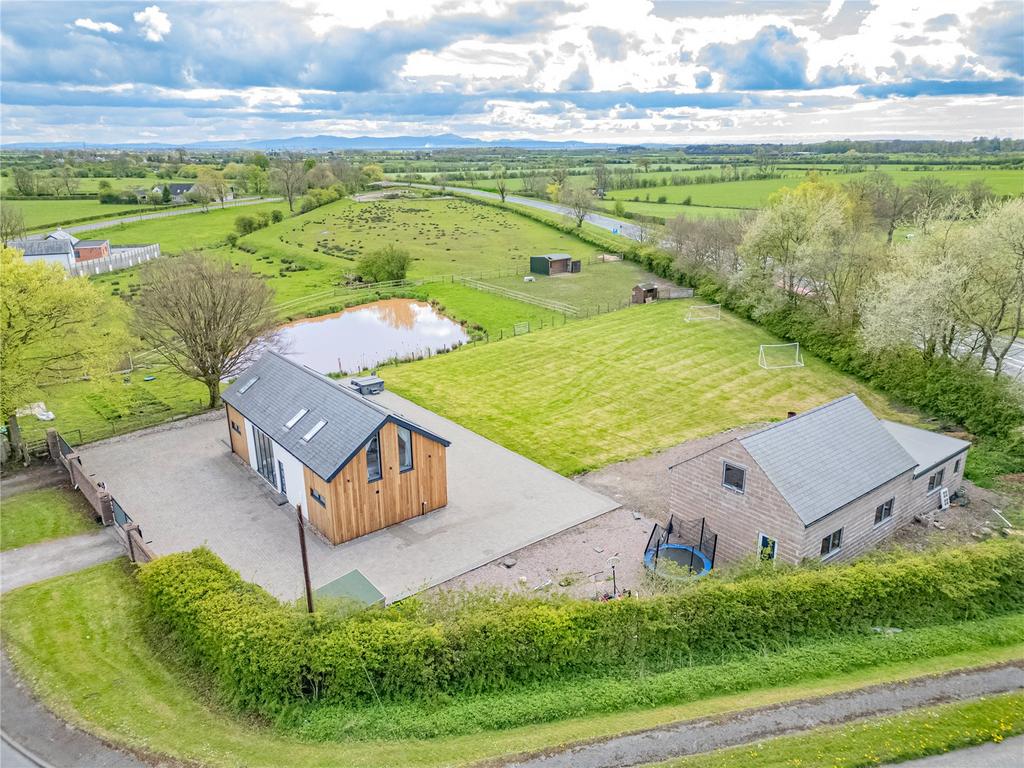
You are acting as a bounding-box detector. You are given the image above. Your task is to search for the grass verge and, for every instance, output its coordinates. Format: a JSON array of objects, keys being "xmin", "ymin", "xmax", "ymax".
[
  {"xmin": 2, "ymin": 560, "xmax": 1022, "ymax": 768},
  {"xmin": 0, "ymin": 487, "xmax": 97, "ymax": 550},
  {"xmin": 651, "ymin": 692, "xmax": 1024, "ymax": 768}
]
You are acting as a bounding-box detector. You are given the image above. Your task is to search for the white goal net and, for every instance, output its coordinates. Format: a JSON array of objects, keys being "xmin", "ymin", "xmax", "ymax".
[
  {"xmin": 759, "ymin": 343, "xmax": 804, "ymax": 369},
  {"xmin": 685, "ymin": 303, "xmax": 721, "ymax": 321}
]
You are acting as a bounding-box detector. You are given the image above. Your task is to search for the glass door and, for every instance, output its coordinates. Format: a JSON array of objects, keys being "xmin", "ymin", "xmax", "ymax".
[{"xmin": 252, "ymin": 426, "xmax": 277, "ymax": 488}]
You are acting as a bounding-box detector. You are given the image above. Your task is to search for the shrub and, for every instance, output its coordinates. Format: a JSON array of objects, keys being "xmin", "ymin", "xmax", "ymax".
[
  {"xmin": 356, "ymin": 244, "xmax": 411, "ymax": 283},
  {"xmin": 140, "ymin": 541, "xmax": 1024, "ymax": 715},
  {"xmin": 270, "ymin": 209, "xmax": 284, "ymax": 223}
]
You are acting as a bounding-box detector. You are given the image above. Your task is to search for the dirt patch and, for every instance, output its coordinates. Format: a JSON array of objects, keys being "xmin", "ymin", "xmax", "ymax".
[{"xmin": 886, "ymin": 479, "xmax": 1018, "ymax": 551}]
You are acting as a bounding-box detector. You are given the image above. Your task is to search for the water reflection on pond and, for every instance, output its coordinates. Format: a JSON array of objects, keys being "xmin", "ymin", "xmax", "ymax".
[{"xmin": 278, "ymin": 298, "xmax": 468, "ymax": 374}]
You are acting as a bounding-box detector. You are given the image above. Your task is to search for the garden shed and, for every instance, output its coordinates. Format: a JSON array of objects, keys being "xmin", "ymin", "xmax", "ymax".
[
  {"xmin": 530, "ymin": 253, "xmax": 579, "ymax": 275},
  {"xmin": 632, "ymin": 282, "xmax": 660, "ymax": 304}
]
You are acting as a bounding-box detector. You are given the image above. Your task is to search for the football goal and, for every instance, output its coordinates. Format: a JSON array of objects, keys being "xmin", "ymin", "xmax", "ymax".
[
  {"xmin": 759, "ymin": 343, "xmax": 805, "ymax": 369},
  {"xmin": 685, "ymin": 303, "xmax": 721, "ymax": 322}
]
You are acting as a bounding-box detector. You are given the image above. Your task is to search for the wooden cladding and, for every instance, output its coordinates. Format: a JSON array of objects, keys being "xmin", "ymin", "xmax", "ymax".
[
  {"xmin": 303, "ymin": 421, "xmax": 447, "ymax": 544},
  {"xmin": 225, "ymin": 404, "xmax": 249, "ymax": 461}
]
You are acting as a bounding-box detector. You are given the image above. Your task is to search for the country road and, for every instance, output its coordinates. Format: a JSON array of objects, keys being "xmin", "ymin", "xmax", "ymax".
[{"xmin": 27, "ymin": 196, "xmax": 285, "ymax": 238}]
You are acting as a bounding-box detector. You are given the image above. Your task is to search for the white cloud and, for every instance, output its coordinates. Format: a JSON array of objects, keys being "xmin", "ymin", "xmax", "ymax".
[
  {"xmin": 74, "ymin": 18, "xmax": 123, "ymax": 34},
  {"xmin": 134, "ymin": 5, "xmax": 171, "ymax": 42}
]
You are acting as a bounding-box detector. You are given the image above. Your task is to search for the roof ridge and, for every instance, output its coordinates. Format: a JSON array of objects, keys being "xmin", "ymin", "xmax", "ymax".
[
  {"xmin": 739, "ymin": 393, "xmax": 858, "ymax": 443},
  {"xmin": 265, "ymin": 350, "xmax": 395, "ymax": 418}
]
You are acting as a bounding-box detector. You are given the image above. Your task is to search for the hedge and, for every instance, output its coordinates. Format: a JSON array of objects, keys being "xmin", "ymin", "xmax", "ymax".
[{"xmin": 139, "ymin": 541, "xmax": 1024, "ymax": 715}]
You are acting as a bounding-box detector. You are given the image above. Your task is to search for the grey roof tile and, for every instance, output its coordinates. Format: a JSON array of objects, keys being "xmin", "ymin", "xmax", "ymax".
[
  {"xmin": 222, "ymin": 351, "xmax": 449, "ymax": 481},
  {"xmin": 739, "ymin": 395, "xmax": 918, "ymax": 526}
]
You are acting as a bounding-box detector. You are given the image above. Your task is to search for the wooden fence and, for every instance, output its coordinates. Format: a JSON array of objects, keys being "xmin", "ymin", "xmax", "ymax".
[{"xmin": 46, "ymin": 428, "xmax": 156, "ymax": 563}]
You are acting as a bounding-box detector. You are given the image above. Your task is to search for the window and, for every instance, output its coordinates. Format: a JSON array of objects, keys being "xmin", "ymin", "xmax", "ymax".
[
  {"xmin": 301, "ymin": 419, "xmax": 327, "ymax": 443},
  {"xmin": 820, "ymin": 528, "xmax": 843, "ymax": 558},
  {"xmin": 874, "ymin": 497, "xmax": 894, "ymax": 526},
  {"xmin": 927, "ymin": 468, "xmax": 945, "ymax": 493},
  {"xmin": 366, "ymin": 433, "xmax": 382, "ymax": 482},
  {"xmin": 954, "ymin": 458, "xmax": 961, "ymax": 473},
  {"xmin": 758, "ymin": 533, "xmax": 777, "ymax": 561},
  {"xmin": 284, "ymin": 408, "xmax": 309, "ymax": 430},
  {"xmin": 238, "ymin": 376, "xmax": 259, "ymax": 394},
  {"xmin": 397, "ymin": 426, "xmax": 413, "ymax": 472},
  {"xmin": 722, "ymin": 462, "xmax": 746, "ymax": 493},
  {"xmin": 230, "ymin": 420, "xmax": 241, "ymax": 435},
  {"xmin": 251, "ymin": 426, "xmax": 277, "ymax": 488},
  {"xmin": 310, "ymin": 488, "xmax": 326, "ymax": 507}
]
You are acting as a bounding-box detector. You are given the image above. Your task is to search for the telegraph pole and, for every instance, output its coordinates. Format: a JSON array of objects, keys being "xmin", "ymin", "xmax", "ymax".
[{"xmin": 296, "ymin": 504, "xmax": 314, "ymax": 613}]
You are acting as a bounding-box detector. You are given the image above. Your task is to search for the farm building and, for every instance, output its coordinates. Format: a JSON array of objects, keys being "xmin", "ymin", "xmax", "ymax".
[
  {"xmin": 669, "ymin": 394, "xmax": 969, "ymax": 566},
  {"xmin": 13, "ymin": 238, "xmax": 76, "ymax": 270},
  {"xmin": 72, "ymin": 239, "xmax": 111, "ymax": 261},
  {"xmin": 222, "ymin": 351, "xmax": 450, "ymax": 545},
  {"xmin": 530, "ymin": 253, "xmax": 580, "ymax": 275},
  {"xmin": 632, "ymin": 282, "xmax": 659, "ymax": 304}
]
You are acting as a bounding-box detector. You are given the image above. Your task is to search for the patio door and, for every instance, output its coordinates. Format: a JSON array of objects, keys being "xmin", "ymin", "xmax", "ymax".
[{"xmin": 252, "ymin": 426, "xmax": 277, "ymax": 488}]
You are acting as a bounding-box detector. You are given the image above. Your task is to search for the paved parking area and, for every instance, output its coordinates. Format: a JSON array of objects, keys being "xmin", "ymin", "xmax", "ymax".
[{"xmin": 78, "ymin": 395, "xmax": 618, "ymax": 602}]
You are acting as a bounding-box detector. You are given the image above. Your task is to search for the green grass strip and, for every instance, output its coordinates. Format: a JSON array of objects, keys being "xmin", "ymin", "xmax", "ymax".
[
  {"xmin": 650, "ymin": 691, "xmax": 1024, "ymax": 768},
  {"xmin": 1, "ymin": 487, "xmax": 97, "ymax": 550},
  {"xmin": 286, "ymin": 613, "xmax": 1024, "ymax": 741}
]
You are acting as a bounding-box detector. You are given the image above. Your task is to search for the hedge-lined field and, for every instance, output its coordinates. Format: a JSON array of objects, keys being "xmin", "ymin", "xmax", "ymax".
[{"xmin": 138, "ymin": 541, "xmax": 1024, "ymax": 715}]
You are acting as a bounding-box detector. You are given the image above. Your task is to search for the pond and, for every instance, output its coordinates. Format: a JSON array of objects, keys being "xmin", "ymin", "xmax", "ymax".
[{"xmin": 277, "ymin": 298, "xmax": 469, "ymax": 374}]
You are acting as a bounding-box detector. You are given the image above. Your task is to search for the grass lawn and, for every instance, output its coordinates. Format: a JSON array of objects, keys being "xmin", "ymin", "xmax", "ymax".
[
  {"xmin": 2, "ymin": 560, "xmax": 1022, "ymax": 768},
  {"xmin": 424, "ymin": 282, "xmax": 565, "ymax": 337},
  {"xmin": 653, "ymin": 692, "xmax": 1024, "ymax": 768},
  {"xmin": 5, "ymin": 198, "xmax": 155, "ymax": 229},
  {"xmin": 602, "ymin": 201, "xmax": 744, "ymax": 220},
  {"xmin": 484, "ymin": 260, "xmax": 658, "ymax": 311},
  {"xmin": 386, "ymin": 300, "xmax": 910, "ymax": 476},
  {"xmin": 0, "ymin": 488, "xmax": 97, "ymax": 550},
  {"xmin": 18, "ymin": 364, "xmax": 209, "ymax": 447},
  {"xmin": 82, "ymin": 200, "xmax": 287, "ymax": 253}
]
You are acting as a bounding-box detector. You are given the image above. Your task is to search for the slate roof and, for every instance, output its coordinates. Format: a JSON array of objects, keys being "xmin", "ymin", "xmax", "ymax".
[
  {"xmin": 75, "ymin": 239, "xmax": 109, "ymax": 247},
  {"xmin": 46, "ymin": 229, "xmax": 79, "ymax": 244},
  {"xmin": 738, "ymin": 395, "xmax": 918, "ymax": 526},
  {"xmin": 221, "ymin": 351, "xmax": 449, "ymax": 481},
  {"xmin": 11, "ymin": 239, "xmax": 75, "ymax": 257},
  {"xmin": 155, "ymin": 183, "xmax": 195, "ymax": 195},
  {"xmin": 880, "ymin": 421, "xmax": 970, "ymax": 478}
]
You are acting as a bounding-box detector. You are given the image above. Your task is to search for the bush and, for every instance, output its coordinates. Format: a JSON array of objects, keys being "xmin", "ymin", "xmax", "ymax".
[
  {"xmin": 140, "ymin": 541, "xmax": 1024, "ymax": 715},
  {"xmin": 270, "ymin": 209, "xmax": 284, "ymax": 223},
  {"xmin": 356, "ymin": 244, "xmax": 411, "ymax": 283}
]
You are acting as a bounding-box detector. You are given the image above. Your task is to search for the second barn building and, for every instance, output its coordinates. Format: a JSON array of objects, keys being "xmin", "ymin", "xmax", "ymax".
[{"xmin": 222, "ymin": 352, "xmax": 449, "ymax": 544}]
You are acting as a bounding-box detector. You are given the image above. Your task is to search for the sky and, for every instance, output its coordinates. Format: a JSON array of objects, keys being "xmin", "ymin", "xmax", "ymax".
[{"xmin": 1, "ymin": 0, "xmax": 1022, "ymax": 145}]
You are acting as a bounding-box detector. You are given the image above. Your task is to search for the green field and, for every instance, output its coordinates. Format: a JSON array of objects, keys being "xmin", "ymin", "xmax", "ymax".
[
  {"xmin": 0, "ymin": 174, "xmax": 197, "ymax": 195},
  {"xmin": 386, "ymin": 300, "xmax": 907, "ymax": 476},
  {"xmin": 0, "ymin": 487, "xmax": 97, "ymax": 550},
  {"xmin": 2, "ymin": 560, "xmax": 1021, "ymax": 768},
  {"xmin": 242, "ymin": 196, "xmax": 602, "ymax": 279},
  {"xmin": 483, "ymin": 260, "xmax": 658, "ymax": 311},
  {"xmin": 3, "ymin": 198, "xmax": 155, "ymax": 229}
]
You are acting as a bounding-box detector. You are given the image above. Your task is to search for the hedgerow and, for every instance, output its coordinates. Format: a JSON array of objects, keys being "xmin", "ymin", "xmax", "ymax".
[{"xmin": 139, "ymin": 541, "xmax": 1024, "ymax": 715}]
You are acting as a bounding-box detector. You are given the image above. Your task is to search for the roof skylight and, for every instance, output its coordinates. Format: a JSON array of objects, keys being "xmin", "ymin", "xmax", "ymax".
[
  {"xmin": 301, "ymin": 419, "xmax": 327, "ymax": 442},
  {"xmin": 237, "ymin": 376, "xmax": 259, "ymax": 394},
  {"xmin": 284, "ymin": 408, "xmax": 309, "ymax": 430}
]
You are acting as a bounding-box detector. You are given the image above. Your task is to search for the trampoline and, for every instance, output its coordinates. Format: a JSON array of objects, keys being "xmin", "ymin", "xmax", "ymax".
[{"xmin": 644, "ymin": 543, "xmax": 712, "ymax": 578}]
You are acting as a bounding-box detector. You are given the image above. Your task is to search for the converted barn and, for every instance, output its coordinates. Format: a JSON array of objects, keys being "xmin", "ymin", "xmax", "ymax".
[
  {"xmin": 530, "ymin": 253, "xmax": 580, "ymax": 275},
  {"xmin": 669, "ymin": 394, "xmax": 969, "ymax": 566},
  {"xmin": 222, "ymin": 351, "xmax": 450, "ymax": 545}
]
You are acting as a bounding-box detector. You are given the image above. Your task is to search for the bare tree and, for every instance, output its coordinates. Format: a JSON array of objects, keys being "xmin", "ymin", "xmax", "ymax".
[
  {"xmin": 133, "ymin": 253, "xmax": 279, "ymax": 408},
  {"xmin": 633, "ymin": 215, "xmax": 660, "ymax": 245},
  {"xmin": 58, "ymin": 165, "xmax": 80, "ymax": 196},
  {"xmin": 858, "ymin": 172, "xmax": 917, "ymax": 245},
  {"xmin": 271, "ymin": 154, "xmax": 308, "ymax": 211},
  {"xmin": 1, "ymin": 206, "xmax": 26, "ymax": 245},
  {"xmin": 491, "ymin": 163, "xmax": 508, "ymax": 203},
  {"xmin": 11, "ymin": 168, "xmax": 36, "ymax": 196},
  {"xmin": 560, "ymin": 185, "xmax": 593, "ymax": 228}
]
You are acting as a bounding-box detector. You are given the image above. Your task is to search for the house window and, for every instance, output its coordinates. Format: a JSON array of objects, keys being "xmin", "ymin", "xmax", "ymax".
[
  {"xmin": 927, "ymin": 468, "xmax": 945, "ymax": 493},
  {"xmin": 954, "ymin": 458, "xmax": 961, "ymax": 473},
  {"xmin": 366, "ymin": 433, "xmax": 382, "ymax": 482},
  {"xmin": 251, "ymin": 426, "xmax": 277, "ymax": 488},
  {"xmin": 310, "ymin": 488, "xmax": 326, "ymax": 507},
  {"xmin": 820, "ymin": 528, "xmax": 843, "ymax": 558},
  {"xmin": 230, "ymin": 420, "xmax": 241, "ymax": 435},
  {"xmin": 397, "ymin": 426, "xmax": 413, "ymax": 472},
  {"xmin": 758, "ymin": 533, "xmax": 777, "ymax": 561},
  {"xmin": 874, "ymin": 498, "xmax": 894, "ymax": 526},
  {"xmin": 722, "ymin": 462, "xmax": 746, "ymax": 493}
]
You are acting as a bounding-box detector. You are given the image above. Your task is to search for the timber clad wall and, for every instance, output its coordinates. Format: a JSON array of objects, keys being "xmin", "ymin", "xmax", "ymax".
[
  {"xmin": 670, "ymin": 441, "xmax": 803, "ymax": 565},
  {"xmin": 225, "ymin": 404, "xmax": 248, "ymax": 461},
  {"xmin": 305, "ymin": 422, "xmax": 448, "ymax": 545},
  {"xmin": 905, "ymin": 452, "xmax": 967, "ymax": 520}
]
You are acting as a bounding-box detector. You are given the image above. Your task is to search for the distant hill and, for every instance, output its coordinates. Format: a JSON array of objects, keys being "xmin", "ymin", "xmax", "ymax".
[{"xmin": 2, "ymin": 133, "xmax": 616, "ymax": 151}]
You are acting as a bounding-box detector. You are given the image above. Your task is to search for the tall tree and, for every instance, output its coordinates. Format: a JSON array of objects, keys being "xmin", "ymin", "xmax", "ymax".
[
  {"xmin": 560, "ymin": 185, "xmax": 593, "ymax": 228},
  {"xmin": 246, "ymin": 165, "xmax": 269, "ymax": 196},
  {"xmin": 0, "ymin": 205, "xmax": 26, "ymax": 245},
  {"xmin": 0, "ymin": 247, "xmax": 129, "ymax": 463},
  {"xmin": 490, "ymin": 163, "xmax": 508, "ymax": 203},
  {"xmin": 271, "ymin": 155, "xmax": 308, "ymax": 211},
  {"xmin": 196, "ymin": 167, "xmax": 229, "ymax": 208},
  {"xmin": 11, "ymin": 167, "xmax": 36, "ymax": 196},
  {"xmin": 133, "ymin": 253, "xmax": 279, "ymax": 408},
  {"xmin": 858, "ymin": 172, "xmax": 917, "ymax": 245}
]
